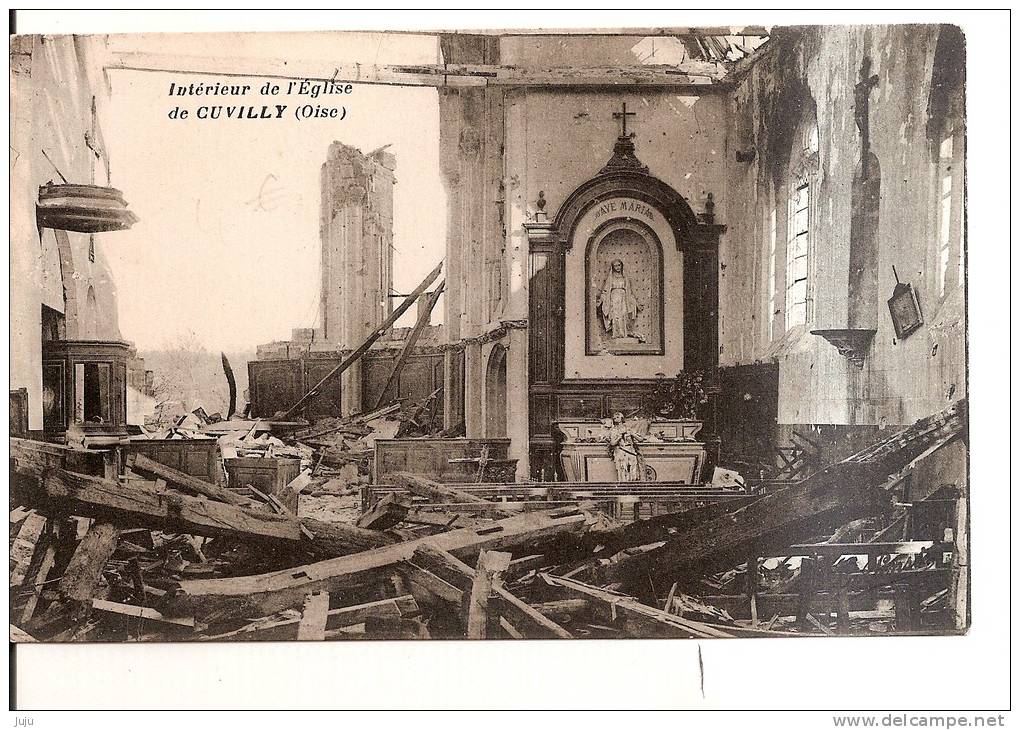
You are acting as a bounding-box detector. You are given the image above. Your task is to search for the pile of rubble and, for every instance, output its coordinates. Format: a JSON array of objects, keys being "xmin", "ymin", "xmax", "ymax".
[{"xmin": 9, "ymin": 400, "xmax": 966, "ymax": 642}]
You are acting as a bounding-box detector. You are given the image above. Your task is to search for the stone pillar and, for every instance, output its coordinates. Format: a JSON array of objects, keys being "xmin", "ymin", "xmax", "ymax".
[
  {"xmin": 504, "ymin": 90, "xmax": 530, "ymax": 478},
  {"xmin": 506, "ymin": 326, "xmax": 530, "ymax": 479}
]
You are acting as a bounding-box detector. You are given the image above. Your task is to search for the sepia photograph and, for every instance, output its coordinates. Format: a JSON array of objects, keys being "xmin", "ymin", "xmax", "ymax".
[{"xmin": 7, "ymin": 8, "xmax": 1007, "ymax": 714}]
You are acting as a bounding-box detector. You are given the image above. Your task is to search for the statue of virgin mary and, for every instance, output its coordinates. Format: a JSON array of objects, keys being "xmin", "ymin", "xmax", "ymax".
[{"xmin": 597, "ymin": 259, "xmax": 643, "ymax": 341}]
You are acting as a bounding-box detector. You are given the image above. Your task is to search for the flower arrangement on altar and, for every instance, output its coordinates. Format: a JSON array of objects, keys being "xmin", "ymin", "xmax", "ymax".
[{"xmin": 643, "ymin": 371, "xmax": 709, "ymax": 421}]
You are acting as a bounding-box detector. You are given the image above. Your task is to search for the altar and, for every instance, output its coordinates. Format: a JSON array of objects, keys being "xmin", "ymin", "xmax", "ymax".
[{"xmin": 557, "ymin": 419, "xmax": 707, "ymax": 484}]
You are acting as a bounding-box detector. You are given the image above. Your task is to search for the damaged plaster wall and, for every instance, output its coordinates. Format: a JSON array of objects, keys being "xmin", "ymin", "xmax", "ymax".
[
  {"xmin": 10, "ymin": 35, "xmax": 127, "ymax": 429},
  {"xmin": 722, "ymin": 25, "xmax": 967, "ymax": 428}
]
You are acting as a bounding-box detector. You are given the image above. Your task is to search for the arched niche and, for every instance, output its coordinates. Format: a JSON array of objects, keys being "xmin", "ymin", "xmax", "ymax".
[
  {"xmin": 585, "ymin": 218, "xmax": 664, "ymax": 356},
  {"xmin": 484, "ymin": 342, "xmax": 508, "ymax": 438}
]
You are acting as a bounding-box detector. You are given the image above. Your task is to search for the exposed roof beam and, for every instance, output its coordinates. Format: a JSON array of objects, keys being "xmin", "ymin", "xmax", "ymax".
[
  {"xmin": 434, "ymin": 27, "xmax": 771, "ymax": 37},
  {"xmin": 107, "ymin": 51, "xmax": 732, "ymax": 89}
]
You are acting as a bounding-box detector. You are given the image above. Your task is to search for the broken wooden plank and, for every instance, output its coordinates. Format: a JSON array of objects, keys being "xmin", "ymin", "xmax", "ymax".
[
  {"xmin": 400, "ymin": 562, "xmax": 465, "ymax": 606},
  {"xmin": 401, "ymin": 508, "xmax": 487, "ymax": 530},
  {"xmin": 499, "ymin": 616, "xmax": 525, "ymax": 639},
  {"xmin": 300, "ymin": 517, "xmax": 398, "ymax": 559},
  {"xmin": 33, "ymin": 469, "xmax": 302, "ymax": 543},
  {"xmin": 203, "ymin": 595, "xmax": 419, "ymax": 641},
  {"xmin": 356, "ymin": 492, "xmax": 411, "ymax": 531},
  {"xmin": 467, "ymin": 550, "xmax": 511, "ymax": 639},
  {"xmin": 412, "ymin": 545, "xmax": 572, "ymax": 639},
  {"xmin": 492, "ymin": 585, "xmax": 573, "ymax": 639},
  {"xmin": 391, "ymin": 471, "xmax": 499, "ymax": 507},
  {"xmin": 19, "ymin": 543, "xmax": 57, "ymax": 624},
  {"xmin": 90, "ymin": 598, "xmax": 195, "ymax": 628},
  {"xmin": 297, "ymin": 592, "xmax": 330, "ymax": 641},
  {"xmin": 174, "ymin": 507, "xmax": 592, "ymax": 621},
  {"xmin": 530, "ymin": 599, "xmax": 590, "ymax": 622},
  {"xmin": 126, "ymin": 453, "xmax": 247, "ymax": 506},
  {"xmin": 59, "ymin": 522, "xmax": 120, "ymax": 603},
  {"xmin": 10, "ymin": 513, "xmax": 47, "ymax": 587},
  {"xmin": 278, "ymin": 471, "xmax": 313, "ymax": 513},
  {"xmin": 540, "ymin": 574, "xmax": 734, "ymax": 639},
  {"xmin": 10, "ymin": 625, "xmax": 38, "ymax": 642}
]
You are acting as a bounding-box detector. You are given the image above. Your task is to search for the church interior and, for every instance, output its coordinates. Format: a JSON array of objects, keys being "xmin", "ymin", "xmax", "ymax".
[{"xmin": 11, "ymin": 25, "xmax": 970, "ymax": 642}]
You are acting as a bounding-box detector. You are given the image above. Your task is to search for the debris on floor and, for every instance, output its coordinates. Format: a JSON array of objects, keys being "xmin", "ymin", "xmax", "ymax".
[{"xmin": 9, "ymin": 400, "xmax": 966, "ymax": 642}]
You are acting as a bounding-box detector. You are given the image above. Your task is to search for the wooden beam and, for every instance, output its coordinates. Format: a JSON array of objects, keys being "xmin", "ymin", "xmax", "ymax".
[
  {"xmin": 10, "ymin": 513, "xmax": 47, "ymax": 587},
  {"xmin": 107, "ymin": 52, "xmax": 733, "ymax": 89},
  {"xmin": 297, "ymin": 592, "xmax": 330, "ymax": 641},
  {"xmin": 400, "ymin": 508, "xmax": 487, "ymax": 530},
  {"xmin": 530, "ymin": 599, "xmax": 590, "ymax": 622},
  {"xmin": 174, "ymin": 506, "xmax": 591, "ymax": 622},
  {"xmin": 491, "ymin": 586, "xmax": 573, "ymax": 639},
  {"xmin": 284, "ymin": 261, "xmax": 442, "ymax": 418},
  {"xmin": 300, "ymin": 517, "xmax": 398, "ymax": 559},
  {"xmin": 126, "ymin": 453, "xmax": 247, "ymax": 506},
  {"xmin": 467, "ymin": 550, "xmax": 511, "ymax": 639},
  {"xmin": 90, "ymin": 598, "xmax": 195, "ymax": 628},
  {"xmin": 19, "ymin": 543, "xmax": 57, "ymax": 624},
  {"xmin": 59, "ymin": 522, "xmax": 120, "ymax": 603},
  {"xmin": 356, "ymin": 493, "xmax": 411, "ymax": 531},
  {"xmin": 400, "ymin": 562, "xmax": 466, "ymax": 606},
  {"xmin": 34, "ymin": 469, "xmax": 302, "ymax": 543},
  {"xmin": 540, "ymin": 574, "xmax": 735, "ymax": 639},
  {"xmin": 391, "ymin": 472, "xmax": 504, "ymax": 509},
  {"xmin": 412, "ymin": 545, "xmax": 572, "ymax": 639},
  {"xmin": 203, "ymin": 595, "xmax": 419, "ymax": 641},
  {"xmin": 373, "ymin": 281, "xmax": 445, "ymax": 410}
]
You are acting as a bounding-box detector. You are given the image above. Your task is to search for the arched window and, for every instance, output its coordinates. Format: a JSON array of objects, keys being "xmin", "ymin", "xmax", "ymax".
[
  {"xmin": 783, "ymin": 114, "xmax": 820, "ymax": 332},
  {"xmin": 927, "ymin": 25, "xmax": 966, "ymax": 300}
]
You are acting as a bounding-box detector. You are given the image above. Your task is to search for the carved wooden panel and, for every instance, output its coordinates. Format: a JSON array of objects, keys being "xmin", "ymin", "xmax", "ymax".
[
  {"xmin": 123, "ymin": 439, "xmax": 222, "ymax": 485},
  {"xmin": 248, "ymin": 360, "xmax": 302, "ymax": 418},
  {"xmin": 303, "ymin": 358, "xmax": 342, "ymax": 419},
  {"xmin": 529, "ymin": 248, "xmax": 564, "ymax": 384},
  {"xmin": 556, "ymin": 394, "xmax": 603, "ymax": 421},
  {"xmin": 373, "ymin": 438, "xmax": 511, "ymax": 484},
  {"xmin": 683, "ymin": 245, "xmax": 719, "ymax": 371}
]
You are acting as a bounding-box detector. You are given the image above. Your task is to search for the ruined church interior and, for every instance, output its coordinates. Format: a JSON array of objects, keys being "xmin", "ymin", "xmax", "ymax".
[{"xmin": 11, "ymin": 24, "xmax": 970, "ymax": 647}]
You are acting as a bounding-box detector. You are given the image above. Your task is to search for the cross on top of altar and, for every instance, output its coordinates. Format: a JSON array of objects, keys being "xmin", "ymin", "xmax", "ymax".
[
  {"xmin": 613, "ymin": 102, "xmax": 637, "ymax": 138},
  {"xmin": 600, "ymin": 101, "xmax": 647, "ymax": 174}
]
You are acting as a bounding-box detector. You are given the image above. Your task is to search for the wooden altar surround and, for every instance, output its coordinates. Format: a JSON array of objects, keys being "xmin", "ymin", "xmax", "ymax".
[{"xmin": 525, "ymin": 163, "xmax": 723, "ymax": 480}]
